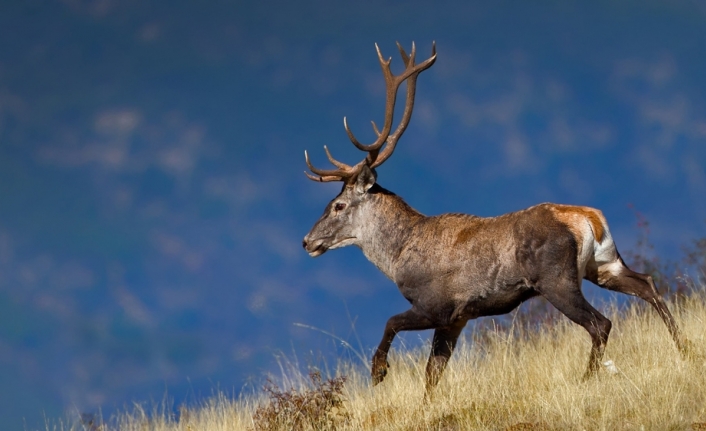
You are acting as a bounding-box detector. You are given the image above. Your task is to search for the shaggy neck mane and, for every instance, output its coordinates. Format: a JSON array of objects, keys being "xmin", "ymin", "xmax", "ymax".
[{"xmin": 357, "ymin": 184, "xmax": 424, "ymax": 279}]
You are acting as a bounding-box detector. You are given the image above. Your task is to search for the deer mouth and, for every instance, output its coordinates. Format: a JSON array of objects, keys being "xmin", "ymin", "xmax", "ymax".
[
  {"xmin": 304, "ymin": 237, "xmax": 355, "ymax": 257},
  {"xmin": 307, "ymin": 243, "xmax": 327, "ymax": 257}
]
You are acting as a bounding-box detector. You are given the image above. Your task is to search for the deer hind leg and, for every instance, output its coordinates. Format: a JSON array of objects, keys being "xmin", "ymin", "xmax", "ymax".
[
  {"xmin": 425, "ymin": 321, "xmax": 466, "ymax": 392},
  {"xmin": 542, "ymin": 281, "xmax": 612, "ymax": 380},
  {"xmin": 590, "ymin": 256, "xmax": 690, "ymax": 357},
  {"xmin": 372, "ymin": 308, "xmax": 436, "ymax": 385}
]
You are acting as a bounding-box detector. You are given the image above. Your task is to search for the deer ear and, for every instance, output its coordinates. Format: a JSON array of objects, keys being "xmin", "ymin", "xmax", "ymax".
[{"xmin": 354, "ymin": 165, "xmax": 377, "ymax": 194}]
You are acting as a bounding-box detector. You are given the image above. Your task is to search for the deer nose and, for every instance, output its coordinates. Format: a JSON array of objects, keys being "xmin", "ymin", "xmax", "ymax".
[{"xmin": 302, "ymin": 239, "xmax": 308, "ymax": 249}]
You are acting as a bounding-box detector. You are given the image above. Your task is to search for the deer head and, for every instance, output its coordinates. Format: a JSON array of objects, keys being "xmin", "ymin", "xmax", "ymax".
[{"xmin": 302, "ymin": 42, "xmax": 436, "ymax": 257}]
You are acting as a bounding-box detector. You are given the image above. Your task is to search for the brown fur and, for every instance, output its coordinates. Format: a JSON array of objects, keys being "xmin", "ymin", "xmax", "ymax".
[{"xmin": 453, "ymin": 225, "xmax": 482, "ymax": 247}]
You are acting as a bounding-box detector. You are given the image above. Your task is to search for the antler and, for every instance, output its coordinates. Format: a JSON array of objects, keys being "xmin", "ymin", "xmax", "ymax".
[{"xmin": 305, "ymin": 42, "xmax": 436, "ymax": 183}]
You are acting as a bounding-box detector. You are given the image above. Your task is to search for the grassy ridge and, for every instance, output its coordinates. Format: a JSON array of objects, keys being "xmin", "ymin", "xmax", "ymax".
[{"xmin": 66, "ymin": 290, "xmax": 706, "ymax": 431}]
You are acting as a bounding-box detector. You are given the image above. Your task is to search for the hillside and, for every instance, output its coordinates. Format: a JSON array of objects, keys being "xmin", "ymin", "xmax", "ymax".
[{"xmin": 52, "ymin": 289, "xmax": 706, "ymax": 431}]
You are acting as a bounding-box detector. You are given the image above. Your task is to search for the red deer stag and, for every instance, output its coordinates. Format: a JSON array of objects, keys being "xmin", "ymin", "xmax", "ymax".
[{"xmin": 302, "ymin": 42, "xmax": 690, "ymax": 391}]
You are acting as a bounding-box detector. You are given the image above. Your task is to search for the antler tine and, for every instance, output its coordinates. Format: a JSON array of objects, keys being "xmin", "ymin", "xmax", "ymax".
[
  {"xmin": 396, "ymin": 41, "xmax": 416, "ymax": 68},
  {"xmin": 370, "ymin": 42, "xmax": 437, "ymax": 169},
  {"xmin": 371, "ymin": 121, "xmax": 381, "ymax": 137},
  {"xmin": 323, "ymin": 145, "xmax": 349, "ymax": 169},
  {"xmin": 304, "ymin": 148, "xmax": 367, "ymax": 183},
  {"xmin": 304, "ymin": 171, "xmax": 342, "ymax": 182},
  {"xmin": 343, "ymin": 116, "xmax": 368, "ymax": 150},
  {"xmin": 305, "ymin": 149, "xmax": 344, "ymax": 179},
  {"xmin": 375, "ymin": 42, "xmax": 393, "ymax": 68},
  {"xmin": 397, "ymin": 42, "xmax": 410, "ymax": 66}
]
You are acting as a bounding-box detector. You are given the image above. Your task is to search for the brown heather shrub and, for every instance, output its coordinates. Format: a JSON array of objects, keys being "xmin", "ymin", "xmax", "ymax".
[{"xmin": 252, "ymin": 370, "xmax": 349, "ymax": 431}]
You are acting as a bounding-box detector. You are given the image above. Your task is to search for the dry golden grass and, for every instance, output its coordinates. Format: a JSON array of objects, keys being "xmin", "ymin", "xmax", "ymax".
[{"xmin": 58, "ymin": 292, "xmax": 706, "ymax": 431}]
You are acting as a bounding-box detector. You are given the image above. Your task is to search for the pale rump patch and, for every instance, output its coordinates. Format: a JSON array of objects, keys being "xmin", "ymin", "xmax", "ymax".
[
  {"xmin": 551, "ymin": 205, "xmax": 605, "ymax": 243},
  {"xmin": 549, "ymin": 204, "xmax": 614, "ymax": 279}
]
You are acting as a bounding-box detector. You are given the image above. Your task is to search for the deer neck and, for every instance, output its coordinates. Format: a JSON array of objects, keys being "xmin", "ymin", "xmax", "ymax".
[{"xmin": 356, "ymin": 187, "xmax": 423, "ymax": 280}]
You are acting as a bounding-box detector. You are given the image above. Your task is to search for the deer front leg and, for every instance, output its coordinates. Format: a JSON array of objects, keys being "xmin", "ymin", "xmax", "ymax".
[
  {"xmin": 425, "ymin": 322, "xmax": 466, "ymax": 392},
  {"xmin": 372, "ymin": 308, "xmax": 435, "ymax": 385}
]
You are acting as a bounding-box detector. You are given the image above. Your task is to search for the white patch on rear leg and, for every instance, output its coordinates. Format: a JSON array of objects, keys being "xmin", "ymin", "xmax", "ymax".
[
  {"xmin": 593, "ymin": 225, "xmax": 617, "ymax": 265},
  {"xmin": 601, "ymin": 260, "xmax": 623, "ymax": 276},
  {"xmin": 597, "ymin": 259, "xmax": 624, "ymax": 285},
  {"xmin": 589, "ymin": 222, "xmax": 620, "ymax": 284}
]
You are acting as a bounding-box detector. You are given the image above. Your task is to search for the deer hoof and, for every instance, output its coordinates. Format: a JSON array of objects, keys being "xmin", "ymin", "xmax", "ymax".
[
  {"xmin": 372, "ymin": 367, "xmax": 387, "ymax": 385},
  {"xmin": 371, "ymin": 357, "xmax": 390, "ymax": 385}
]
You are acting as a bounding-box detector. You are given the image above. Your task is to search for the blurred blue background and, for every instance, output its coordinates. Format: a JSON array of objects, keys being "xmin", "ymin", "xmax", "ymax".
[{"xmin": 1, "ymin": 1, "xmax": 705, "ymax": 429}]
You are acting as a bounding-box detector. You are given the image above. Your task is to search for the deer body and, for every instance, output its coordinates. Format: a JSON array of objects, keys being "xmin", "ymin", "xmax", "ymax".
[{"xmin": 302, "ymin": 42, "xmax": 689, "ymax": 391}]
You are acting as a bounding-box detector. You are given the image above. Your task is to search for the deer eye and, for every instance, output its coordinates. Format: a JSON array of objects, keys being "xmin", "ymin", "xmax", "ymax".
[{"xmin": 334, "ymin": 203, "xmax": 346, "ymax": 211}]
